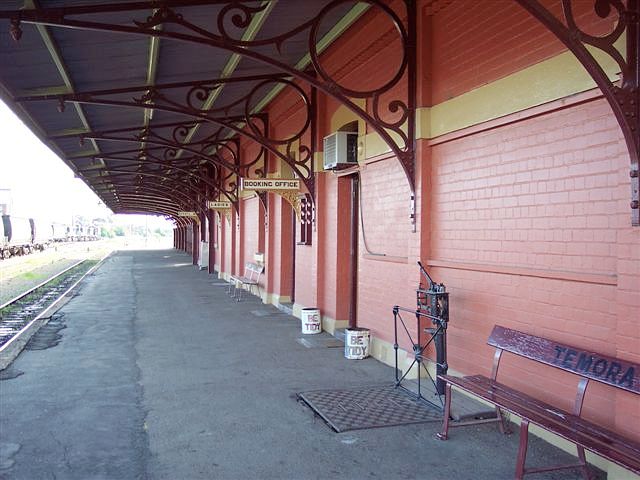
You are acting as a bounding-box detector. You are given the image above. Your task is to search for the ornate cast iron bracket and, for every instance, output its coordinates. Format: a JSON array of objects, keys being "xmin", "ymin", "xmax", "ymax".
[
  {"xmin": 3, "ymin": 0, "xmax": 416, "ymax": 224},
  {"xmin": 95, "ymin": 183, "xmax": 202, "ymax": 219},
  {"xmin": 47, "ymin": 110, "xmax": 271, "ymax": 215},
  {"xmin": 95, "ymin": 169, "xmax": 209, "ymax": 215},
  {"xmin": 256, "ymin": 191, "xmax": 268, "ymax": 215},
  {"xmin": 16, "ymin": 74, "xmax": 316, "ymax": 203},
  {"xmin": 78, "ymin": 144, "xmax": 240, "ymax": 211},
  {"xmin": 78, "ymin": 128, "xmax": 242, "ymax": 205},
  {"xmin": 516, "ymin": 0, "xmax": 640, "ymax": 225},
  {"xmin": 275, "ymin": 190, "xmax": 303, "ymax": 221}
]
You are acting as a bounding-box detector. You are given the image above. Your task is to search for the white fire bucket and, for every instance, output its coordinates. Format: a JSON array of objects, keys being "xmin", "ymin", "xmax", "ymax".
[
  {"xmin": 301, "ymin": 308, "xmax": 321, "ymax": 334},
  {"xmin": 345, "ymin": 328, "xmax": 370, "ymax": 359}
]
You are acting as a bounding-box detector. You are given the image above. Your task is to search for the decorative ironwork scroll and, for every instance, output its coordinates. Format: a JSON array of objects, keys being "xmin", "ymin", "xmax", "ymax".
[
  {"xmin": 65, "ymin": 118, "xmax": 243, "ymax": 210},
  {"xmin": 16, "ymin": 75, "xmax": 316, "ymax": 200},
  {"xmin": 3, "ymin": 0, "xmax": 417, "ymax": 222},
  {"xmin": 516, "ymin": 0, "xmax": 640, "ymax": 225},
  {"xmin": 93, "ymin": 169, "xmax": 208, "ymax": 216}
]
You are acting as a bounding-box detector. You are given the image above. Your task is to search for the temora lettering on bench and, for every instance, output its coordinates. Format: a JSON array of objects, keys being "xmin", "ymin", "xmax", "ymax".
[{"xmin": 553, "ymin": 346, "xmax": 636, "ymax": 388}]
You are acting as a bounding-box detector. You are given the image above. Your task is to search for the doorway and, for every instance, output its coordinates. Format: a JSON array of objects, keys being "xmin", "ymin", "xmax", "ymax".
[{"xmin": 348, "ymin": 174, "xmax": 359, "ymax": 328}]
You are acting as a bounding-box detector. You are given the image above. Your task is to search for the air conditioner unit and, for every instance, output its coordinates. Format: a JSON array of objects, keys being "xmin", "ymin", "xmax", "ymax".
[{"xmin": 323, "ymin": 131, "xmax": 358, "ymax": 170}]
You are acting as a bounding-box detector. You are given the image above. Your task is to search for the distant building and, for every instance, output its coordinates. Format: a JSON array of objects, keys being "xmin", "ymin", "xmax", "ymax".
[{"xmin": 0, "ymin": 188, "xmax": 12, "ymax": 215}]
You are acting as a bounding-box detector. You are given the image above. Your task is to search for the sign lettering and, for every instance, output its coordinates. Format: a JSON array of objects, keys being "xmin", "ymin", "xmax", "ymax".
[
  {"xmin": 207, "ymin": 201, "xmax": 231, "ymax": 209},
  {"xmin": 241, "ymin": 178, "xmax": 300, "ymax": 191},
  {"xmin": 347, "ymin": 346, "xmax": 368, "ymax": 357},
  {"xmin": 177, "ymin": 211, "xmax": 198, "ymax": 217},
  {"xmin": 553, "ymin": 345, "xmax": 636, "ymax": 389}
]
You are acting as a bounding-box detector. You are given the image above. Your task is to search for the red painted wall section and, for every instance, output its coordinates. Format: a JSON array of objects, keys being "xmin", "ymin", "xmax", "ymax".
[
  {"xmin": 214, "ymin": 212, "xmax": 223, "ymax": 273},
  {"xmin": 318, "ymin": 1, "xmax": 405, "ymax": 93},
  {"xmin": 263, "ymin": 75, "xmax": 315, "ymax": 307},
  {"xmin": 357, "ymin": 160, "xmax": 416, "ymax": 344},
  {"xmin": 430, "ymin": 0, "xmax": 615, "ymax": 105},
  {"xmin": 241, "ymin": 196, "xmax": 260, "ymax": 267},
  {"xmin": 431, "ymin": 100, "xmax": 620, "ymax": 276},
  {"xmin": 267, "ymin": 194, "xmax": 294, "ymax": 301},
  {"xmin": 428, "ymin": 98, "xmax": 637, "ymax": 440},
  {"xmin": 235, "ymin": 203, "xmax": 243, "ymax": 272},
  {"xmin": 613, "ymin": 163, "xmax": 640, "ymax": 441},
  {"xmin": 185, "ymin": 226, "xmax": 193, "ymax": 254},
  {"xmin": 266, "ymin": 82, "xmax": 313, "ymax": 178},
  {"xmin": 294, "ymin": 243, "xmax": 317, "ymax": 309},
  {"xmin": 316, "ymin": 173, "xmax": 352, "ymax": 322},
  {"xmin": 223, "ymin": 211, "xmax": 235, "ymax": 277}
]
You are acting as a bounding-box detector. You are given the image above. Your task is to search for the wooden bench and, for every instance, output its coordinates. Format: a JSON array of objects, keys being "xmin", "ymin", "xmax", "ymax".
[
  {"xmin": 437, "ymin": 325, "xmax": 640, "ymax": 479},
  {"xmin": 228, "ymin": 262, "xmax": 264, "ymax": 302}
]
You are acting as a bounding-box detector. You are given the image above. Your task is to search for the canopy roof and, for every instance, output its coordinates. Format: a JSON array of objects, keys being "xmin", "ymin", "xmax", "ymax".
[
  {"xmin": 1, "ymin": 1, "xmax": 638, "ymax": 225},
  {"xmin": 0, "ymin": 1, "xmax": 376, "ymax": 220}
]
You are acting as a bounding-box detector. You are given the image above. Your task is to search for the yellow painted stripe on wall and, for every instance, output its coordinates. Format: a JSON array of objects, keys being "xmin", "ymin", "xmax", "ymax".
[
  {"xmin": 325, "ymin": 41, "xmax": 624, "ymax": 161},
  {"xmin": 425, "ymin": 42, "xmax": 623, "ymax": 139}
]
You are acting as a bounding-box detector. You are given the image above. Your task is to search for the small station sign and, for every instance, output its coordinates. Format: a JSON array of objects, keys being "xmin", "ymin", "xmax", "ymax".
[
  {"xmin": 207, "ymin": 201, "xmax": 232, "ymax": 209},
  {"xmin": 177, "ymin": 211, "xmax": 198, "ymax": 217},
  {"xmin": 241, "ymin": 178, "xmax": 300, "ymax": 191}
]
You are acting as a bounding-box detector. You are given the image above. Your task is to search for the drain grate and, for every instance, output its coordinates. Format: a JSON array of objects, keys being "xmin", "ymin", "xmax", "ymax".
[{"xmin": 298, "ymin": 384, "xmax": 442, "ymax": 432}]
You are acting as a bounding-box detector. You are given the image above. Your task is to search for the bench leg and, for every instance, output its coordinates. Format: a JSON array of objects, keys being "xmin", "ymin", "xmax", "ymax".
[
  {"xmin": 576, "ymin": 446, "xmax": 594, "ymax": 480},
  {"xmin": 227, "ymin": 282, "xmax": 234, "ymax": 296},
  {"xmin": 496, "ymin": 407, "xmax": 512, "ymax": 435},
  {"xmin": 436, "ymin": 382, "xmax": 452, "ymax": 440},
  {"xmin": 515, "ymin": 419, "xmax": 530, "ymax": 480}
]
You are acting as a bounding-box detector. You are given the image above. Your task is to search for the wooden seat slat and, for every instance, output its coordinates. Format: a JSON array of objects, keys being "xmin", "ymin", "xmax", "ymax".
[{"xmin": 440, "ymin": 374, "xmax": 640, "ymax": 473}]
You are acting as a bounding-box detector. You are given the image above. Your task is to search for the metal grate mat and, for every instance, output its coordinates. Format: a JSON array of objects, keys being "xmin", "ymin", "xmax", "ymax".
[{"xmin": 298, "ymin": 384, "xmax": 442, "ymax": 433}]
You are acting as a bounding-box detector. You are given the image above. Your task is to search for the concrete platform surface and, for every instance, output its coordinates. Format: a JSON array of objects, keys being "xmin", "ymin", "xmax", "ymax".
[{"xmin": 0, "ymin": 250, "xmax": 607, "ymax": 480}]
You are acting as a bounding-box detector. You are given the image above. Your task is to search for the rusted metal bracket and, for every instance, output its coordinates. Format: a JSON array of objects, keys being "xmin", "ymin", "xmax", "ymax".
[{"xmin": 516, "ymin": 0, "xmax": 640, "ymax": 226}]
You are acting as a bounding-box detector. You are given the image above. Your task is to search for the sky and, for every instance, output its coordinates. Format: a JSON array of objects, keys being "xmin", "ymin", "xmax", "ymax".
[{"xmin": 0, "ymin": 100, "xmax": 172, "ymax": 231}]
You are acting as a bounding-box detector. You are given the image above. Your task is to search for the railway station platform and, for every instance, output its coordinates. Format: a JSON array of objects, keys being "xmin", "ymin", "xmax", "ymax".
[{"xmin": 0, "ymin": 249, "xmax": 605, "ymax": 480}]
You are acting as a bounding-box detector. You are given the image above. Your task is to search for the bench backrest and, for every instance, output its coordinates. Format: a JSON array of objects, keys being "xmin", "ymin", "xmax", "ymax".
[
  {"xmin": 488, "ymin": 325, "xmax": 639, "ymax": 394},
  {"xmin": 243, "ymin": 262, "xmax": 264, "ymax": 281}
]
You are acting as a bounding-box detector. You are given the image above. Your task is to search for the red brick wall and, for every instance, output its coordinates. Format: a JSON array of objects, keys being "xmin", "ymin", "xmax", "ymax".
[
  {"xmin": 428, "ymin": 97, "xmax": 637, "ymax": 439},
  {"xmin": 223, "ymin": 211, "xmax": 235, "ymax": 277},
  {"xmin": 294, "ymin": 232, "xmax": 317, "ymax": 309},
  {"xmin": 430, "ymin": 0, "xmax": 615, "ymax": 105},
  {"xmin": 267, "ymin": 194, "xmax": 294, "ymax": 300},
  {"xmin": 214, "ymin": 212, "xmax": 222, "ymax": 273},
  {"xmin": 430, "ymin": 100, "xmax": 620, "ymax": 276},
  {"xmin": 316, "ymin": 173, "xmax": 352, "ymax": 322},
  {"xmin": 185, "ymin": 226, "xmax": 193, "ymax": 254},
  {"xmin": 241, "ymin": 196, "xmax": 260, "ymax": 267},
  {"xmin": 357, "ymin": 160, "xmax": 417, "ymax": 344}
]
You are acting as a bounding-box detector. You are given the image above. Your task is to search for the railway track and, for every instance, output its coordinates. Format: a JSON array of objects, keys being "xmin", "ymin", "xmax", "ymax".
[{"xmin": 0, "ymin": 257, "xmax": 104, "ymax": 369}]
